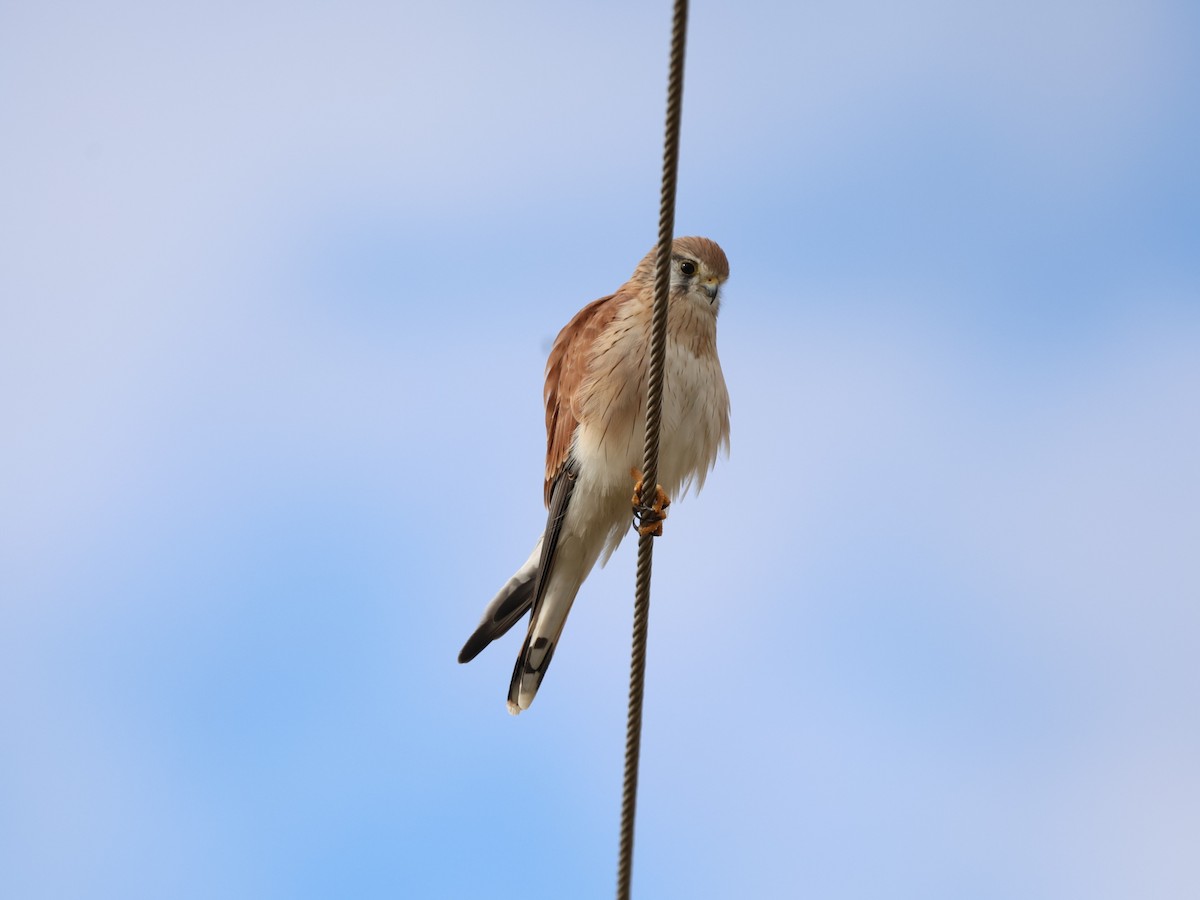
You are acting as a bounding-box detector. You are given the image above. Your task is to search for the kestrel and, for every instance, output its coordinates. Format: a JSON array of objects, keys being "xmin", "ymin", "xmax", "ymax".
[{"xmin": 458, "ymin": 236, "xmax": 731, "ymax": 714}]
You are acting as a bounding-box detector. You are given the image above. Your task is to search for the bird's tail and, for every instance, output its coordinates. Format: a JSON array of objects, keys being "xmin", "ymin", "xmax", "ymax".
[
  {"xmin": 506, "ymin": 546, "xmax": 588, "ymax": 714},
  {"xmin": 506, "ymin": 465, "xmax": 582, "ymax": 714}
]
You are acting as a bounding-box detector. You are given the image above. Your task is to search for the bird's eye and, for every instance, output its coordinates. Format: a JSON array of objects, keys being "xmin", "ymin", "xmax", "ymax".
[{"xmin": 679, "ymin": 260, "xmax": 697, "ymax": 277}]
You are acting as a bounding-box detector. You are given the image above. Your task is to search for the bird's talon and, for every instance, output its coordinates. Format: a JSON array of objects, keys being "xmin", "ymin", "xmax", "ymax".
[
  {"xmin": 630, "ymin": 467, "xmax": 670, "ymax": 537},
  {"xmin": 636, "ymin": 519, "xmax": 664, "ymax": 537}
]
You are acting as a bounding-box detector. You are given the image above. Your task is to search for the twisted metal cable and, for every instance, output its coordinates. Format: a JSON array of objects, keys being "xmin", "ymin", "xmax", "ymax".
[{"xmin": 616, "ymin": 1, "xmax": 689, "ymax": 897}]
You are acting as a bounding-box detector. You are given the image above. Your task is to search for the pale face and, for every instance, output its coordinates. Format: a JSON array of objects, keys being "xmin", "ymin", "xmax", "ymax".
[{"xmin": 670, "ymin": 252, "xmax": 725, "ymax": 312}]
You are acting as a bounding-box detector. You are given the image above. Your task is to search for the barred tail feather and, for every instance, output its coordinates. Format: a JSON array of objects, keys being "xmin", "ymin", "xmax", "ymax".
[
  {"xmin": 506, "ymin": 545, "xmax": 585, "ymax": 714},
  {"xmin": 506, "ymin": 461, "xmax": 580, "ymax": 714}
]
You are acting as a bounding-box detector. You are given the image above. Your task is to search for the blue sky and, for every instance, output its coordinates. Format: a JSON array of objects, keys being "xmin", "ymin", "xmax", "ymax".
[{"xmin": 2, "ymin": 1, "xmax": 1198, "ymax": 898}]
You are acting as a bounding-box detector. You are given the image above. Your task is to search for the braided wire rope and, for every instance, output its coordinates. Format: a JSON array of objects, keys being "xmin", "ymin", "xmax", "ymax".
[{"xmin": 616, "ymin": 1, "xmax": 689, "ymax": 897}]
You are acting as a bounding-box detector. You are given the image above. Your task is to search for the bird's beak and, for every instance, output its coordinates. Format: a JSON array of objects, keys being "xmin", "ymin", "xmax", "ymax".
[{"xmin": 704, "ymin": 282, "xmax": 719, "ymax": 302}]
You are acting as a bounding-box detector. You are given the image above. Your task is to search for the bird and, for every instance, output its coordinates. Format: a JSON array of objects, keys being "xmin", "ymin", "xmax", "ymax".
[{"xmin": 458, "ymin": 236, "xmax": 731, "ymax": 714}]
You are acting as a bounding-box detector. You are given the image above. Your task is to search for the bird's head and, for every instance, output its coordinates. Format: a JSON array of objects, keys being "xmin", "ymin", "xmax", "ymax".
[{"xmin": 668, "ymin": 236, "xmax": 729, "ymax": 313}]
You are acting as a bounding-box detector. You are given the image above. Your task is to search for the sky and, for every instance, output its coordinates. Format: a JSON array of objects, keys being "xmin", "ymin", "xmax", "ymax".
[{"xmin": 2, "ymin": 1, "xmax": 1198, "ymax": 898}]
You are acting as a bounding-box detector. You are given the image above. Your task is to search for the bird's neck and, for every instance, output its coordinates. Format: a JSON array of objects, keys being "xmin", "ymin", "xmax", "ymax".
[{"xmin": 668, "ymin": 293, "xmax": 718, "ymax": 357}]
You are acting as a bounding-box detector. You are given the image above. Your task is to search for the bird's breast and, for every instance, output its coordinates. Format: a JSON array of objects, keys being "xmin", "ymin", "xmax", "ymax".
[
  {"xmin": 573, "ymin": 335, "xmax": 728, "ymax": 504},
  {"xmin": 657, "ymin": 340, "xmax": 729, "ymax": 497}
]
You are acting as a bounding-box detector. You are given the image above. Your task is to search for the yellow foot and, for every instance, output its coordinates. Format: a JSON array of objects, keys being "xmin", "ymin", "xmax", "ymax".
[{"xmin": 630, "ymin": 467, "xmax": 671, "ymax": 537}]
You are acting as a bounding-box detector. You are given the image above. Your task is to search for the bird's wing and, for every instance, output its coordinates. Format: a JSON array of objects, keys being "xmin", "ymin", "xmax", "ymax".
[
  {"xmin": 503, "ymin": 292, "xmax": 628, "ymax": 712},
  {"xmin": 457, "ymin": 536, "xmax": 543, "ymax": 664},
  {"xmin": 543, "ymin": 293, "xmax": 622, "ymax": 505}
]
